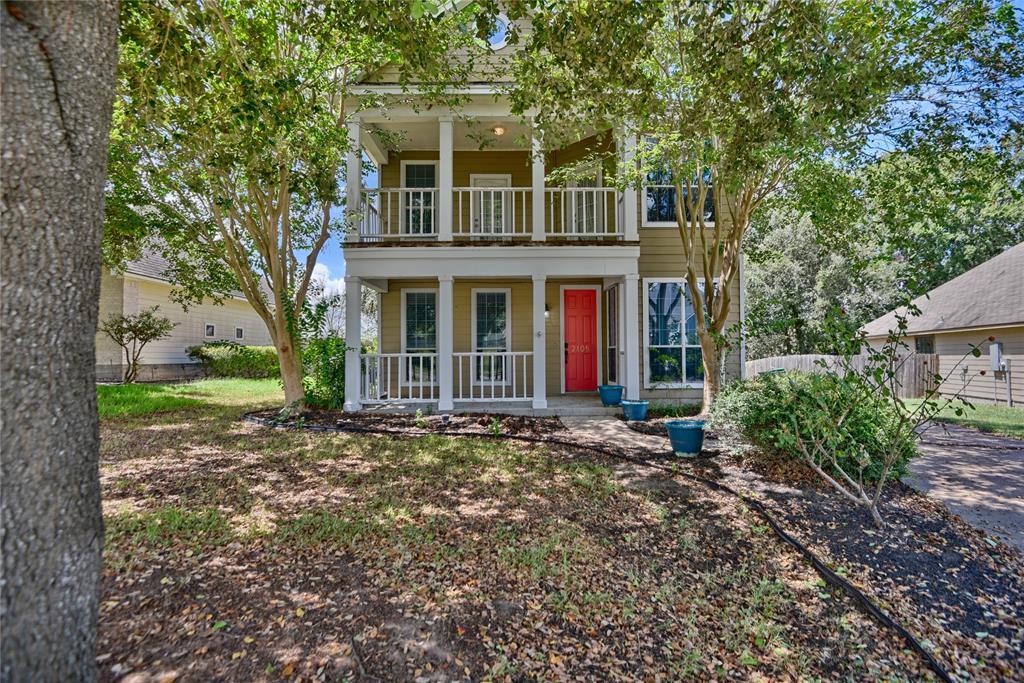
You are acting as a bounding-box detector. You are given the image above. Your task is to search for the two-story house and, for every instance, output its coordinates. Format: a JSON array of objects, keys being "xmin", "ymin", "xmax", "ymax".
[{"xmin": 340, "ymin": 14, "xmax": 744, "ymax": 413}]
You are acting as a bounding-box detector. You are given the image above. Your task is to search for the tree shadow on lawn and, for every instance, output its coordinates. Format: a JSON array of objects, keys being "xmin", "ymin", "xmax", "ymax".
[{"xmin": 99, "ymin": 419, "xmax": 925, "ymax": 681}]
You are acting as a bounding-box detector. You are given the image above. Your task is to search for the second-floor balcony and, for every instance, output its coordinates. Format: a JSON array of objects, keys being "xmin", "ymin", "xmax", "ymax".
[
  {"xmin": 356, "ymin": 186, "xmax": 625, "ymax": 242},
  {"xmin": 343, "ymin": 109, "xmax": 640, "ymax": 246}
]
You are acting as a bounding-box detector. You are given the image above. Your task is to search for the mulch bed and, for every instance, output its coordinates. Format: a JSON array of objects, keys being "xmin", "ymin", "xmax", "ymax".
[
  {"xmin": 669, "ymin": 436, "xmax": 1024, "ymax": 682},
  {"xmin": 250, "ymin": 408, "xmax": 566, "ymax": 438}
]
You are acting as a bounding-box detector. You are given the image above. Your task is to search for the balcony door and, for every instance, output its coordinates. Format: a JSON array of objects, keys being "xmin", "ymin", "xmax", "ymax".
[
  {"xmin": 470, "ymin": 174, "xmax": 511, "ymax": 236},
  {"xmin": 567, "ymin": 167, "xmax": 603, "ymax": 235},
  {"xmin": 402, "ymin": 162, "xmax": 436, "ymax": 235}
]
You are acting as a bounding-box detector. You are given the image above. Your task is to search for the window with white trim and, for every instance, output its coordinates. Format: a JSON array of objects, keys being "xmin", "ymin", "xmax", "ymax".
[
  {"xmin": 205, "ymin": 323, "xmax": 216, "ymax": 338},
  {"xmin": 641, "ymin": 138, "xmax": 714, "ymax": 227},
  {"xmin": 235, "ymin": 327, "xmax": 244, "ymax": 340},
  {"xmin": 403, "ymin": 290, "xmax": 437, "ymax": 382},
  {"xmin": 645, "ymin": 280, "xmax": 704, "ymax": 386},
  {"xmin": 473, "ymin": 289, "xmax": 510, "ymax": 382}
]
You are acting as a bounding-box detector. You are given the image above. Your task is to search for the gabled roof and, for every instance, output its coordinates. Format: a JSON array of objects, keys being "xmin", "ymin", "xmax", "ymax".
[
  {"xmin": 122, "ymin": 251, "xmax": 272, "ymax": 302},
  {"xmin": 861, "ymin": 241, "xmax": 1024, "ymax": 338},
  {"xmin": 124, "ymin": 251, "xmax": 174, "ymax": 282}
]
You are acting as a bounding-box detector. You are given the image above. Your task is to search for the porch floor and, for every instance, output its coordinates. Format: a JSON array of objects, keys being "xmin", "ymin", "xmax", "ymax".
[{"xmin": 359, "ymin": 394, "xmax": 623, "ymax": 417}]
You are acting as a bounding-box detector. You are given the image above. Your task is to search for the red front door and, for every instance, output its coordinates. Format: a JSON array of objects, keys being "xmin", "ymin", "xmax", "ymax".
[{"xmin": 564, "ymin": 289, "xmax": 598, "ymax": 392}]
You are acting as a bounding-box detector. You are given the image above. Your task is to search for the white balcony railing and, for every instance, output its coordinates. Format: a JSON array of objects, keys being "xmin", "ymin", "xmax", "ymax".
[
  {"xmin": 360, "ymin": 353, "xmax": 438, "ymax": 403},
  {"xmin": 545, "ymin": 188, "xmax": 622, "ymax": 238},
  {"xmin": 354, "ymin": 187, "xmax": 624, "ymax": 242},
  {"xmin": 453, "ymin": 352, "xmax": 533, "ymax": 401},
  {"xmin": 452, "ymin": 187, "xmax": 532, "ymax": 238},
  {"xmin": 357, "ymin": 188, "xmax": 438, "ymax": 240}
]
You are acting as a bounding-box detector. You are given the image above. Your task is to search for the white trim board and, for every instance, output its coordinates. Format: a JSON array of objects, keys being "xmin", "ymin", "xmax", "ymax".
[{"xmin": 558, "ymin": 284, "xmax": 603, "ymax": 395}]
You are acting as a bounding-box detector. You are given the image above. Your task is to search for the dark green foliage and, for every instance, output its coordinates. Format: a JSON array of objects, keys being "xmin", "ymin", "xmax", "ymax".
[
  {"xmin": 709, "ymin": 372, "xmax": 916, "ymax": 483},
  {"xmin": 187, "ymin": 342, "xmax": 279, "ymax": 379},
  {"xmin": 647, "ymin": 403, "xmax": 702, "ymax": 419},
  {"xmin": 303, "ymin": 336, "xmax": 347, "ymax": 409}
]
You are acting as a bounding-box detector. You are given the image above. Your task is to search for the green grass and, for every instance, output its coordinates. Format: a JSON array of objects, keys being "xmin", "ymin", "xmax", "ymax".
[
  {"xmin": 97, "ymin": 378, "xmax": 283, "ymax": 418},
  {"xmin": 907, "ymin": 399, "xmax": 1024, "ymax": 439}
]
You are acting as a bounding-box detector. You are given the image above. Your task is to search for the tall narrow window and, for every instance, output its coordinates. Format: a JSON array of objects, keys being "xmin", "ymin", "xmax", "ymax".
[
  {"xmin": 645, "ymin": 280, "xmax": 704, "ymax": 386},
  {"xmin": 403, "ymin": 163, "xmax": 436, "ymax": 235},
  {"xmin": 473, "ymin": 290, "xmax": 509, "ymax": 382},
  {"xmin": 403, "ymin": 290, "xmax": 437, "ymax": 382},
  {"xmin": 606, "ymin": 286, "xmax": 618, "ymax": 384}
]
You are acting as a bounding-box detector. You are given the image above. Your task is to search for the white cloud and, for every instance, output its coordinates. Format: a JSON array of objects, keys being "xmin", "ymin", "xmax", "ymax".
[{"xmin": 311, "ymin": 262, "xmax": 345, "ymax": 298}]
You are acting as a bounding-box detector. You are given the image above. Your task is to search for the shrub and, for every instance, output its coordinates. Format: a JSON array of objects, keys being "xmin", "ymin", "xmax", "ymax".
[
  {"xmin": 99, "ymin": 306, "xmax": 176, "ymax": 383},
  {"xmin": 708, "ymin": 371, "xmax": 917, "ymax": 483},
  {"xmin": 303, "ymin": 335, "xmax": 346, "ymax": 408},
  {"xmin": 187, "ymin": 341, "xmax": 279, "ymax": 378}
]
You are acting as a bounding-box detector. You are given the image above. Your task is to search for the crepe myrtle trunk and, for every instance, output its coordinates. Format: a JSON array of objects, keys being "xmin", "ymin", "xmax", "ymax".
[
  {"xmin": 1, "ymin": 1, "xmax": 119, "ymax": 681},
  {"xmin": 270, "ymin": 315, "xmax": 306, "ymax": 408},
  {"xmin": 698, "ymin": 331, "xmax": 722, "ymax": 415}
]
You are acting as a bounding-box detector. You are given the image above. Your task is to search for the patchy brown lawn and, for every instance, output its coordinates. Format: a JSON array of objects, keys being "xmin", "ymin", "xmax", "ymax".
[{"xmin": 99, "ymin": 380, "xmax": 929, "ymax": 681}]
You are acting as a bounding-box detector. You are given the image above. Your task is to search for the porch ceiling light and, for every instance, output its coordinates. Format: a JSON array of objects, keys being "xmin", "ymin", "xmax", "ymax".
[{"xmin": 491, "ymin": 125, "xmax": 506, "ymax": 136}]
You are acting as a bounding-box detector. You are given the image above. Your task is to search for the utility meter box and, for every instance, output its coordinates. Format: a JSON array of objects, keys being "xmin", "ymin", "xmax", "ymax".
[{"xmin": 991, "ymin": 341, "xmax": 1004, "ymax": 371}]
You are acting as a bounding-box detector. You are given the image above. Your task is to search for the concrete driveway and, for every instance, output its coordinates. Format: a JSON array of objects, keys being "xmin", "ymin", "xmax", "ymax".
[{"xmin": 906, "ymin": 423, "xmax": 1024, "ymax": 551}]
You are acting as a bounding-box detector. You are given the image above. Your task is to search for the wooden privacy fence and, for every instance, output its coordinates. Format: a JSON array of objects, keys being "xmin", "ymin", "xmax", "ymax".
[{"xmin": 745, "ymin": 354, "xmax": 940, "ymax": 399}]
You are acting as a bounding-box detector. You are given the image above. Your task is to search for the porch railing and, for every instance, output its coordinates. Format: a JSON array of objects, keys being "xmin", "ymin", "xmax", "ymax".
[
  {"xmin": 453, "ymin": 352, "xmax": 533, "ymax": 401},
  {"xmin": 360, "ymin": 353, "xmax": 438, "ymax": 403},
  {"xmin": 452, "ymin": 187, "xmax": 532, "ymax": 238},
  {"xmin": 357, "ymin": 188, "xmax": 438, "ymax": 240},
  {"xmin": 545, "ymin": 188, "xmax": 622, "ymax": 238},
  {"xmin": 354, "ymin": 187, "xmax": 625, "ymax": 242}
]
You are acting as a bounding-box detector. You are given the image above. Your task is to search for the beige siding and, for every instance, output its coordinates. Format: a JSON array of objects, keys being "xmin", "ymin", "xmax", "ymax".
[
  {"xmin": 95, "ymin": 269, "xmax": 126, "ymax": 367},
  {"xmin": 129, "ymin": 278, "xmax": 274, "ymax": 365},
  {"xmin": 930, "ymin": 327, "xmax": 1024, "ymax": 405}
]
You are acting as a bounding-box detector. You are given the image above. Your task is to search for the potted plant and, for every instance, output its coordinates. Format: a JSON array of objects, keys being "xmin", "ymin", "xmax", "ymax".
[
  {"xmin": 598, "ymin": 384, "xmax": 625, "ymax": 406},
  {"xmin": 621, "ymin": 399, "xmax": 650, "ymax": 421},
  {"xmin": 665, "ymin": 419, "xmax": 706, "ymax": 457}
]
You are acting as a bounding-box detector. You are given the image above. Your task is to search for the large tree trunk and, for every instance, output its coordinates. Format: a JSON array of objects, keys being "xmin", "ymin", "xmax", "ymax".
[
  {"xmin": 698, "ymin": 332, "xmax": 722, "ymax": 415},
  {"xmin": 1, "ymin": 2, "xmax": 118, "ymax": 680},
  {"xmin": 276, "ymin": 333, "xmax": 306, "ymax": 408}
]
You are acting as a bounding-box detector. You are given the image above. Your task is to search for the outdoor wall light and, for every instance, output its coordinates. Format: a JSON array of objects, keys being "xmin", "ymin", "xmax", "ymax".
[
  {"xmin": 492, "ymin": 125, "xmax": 506, "ymax": 136},
  {"xmin": 544, "ymin": 303, "xmax": 550, "ymax": 319}
]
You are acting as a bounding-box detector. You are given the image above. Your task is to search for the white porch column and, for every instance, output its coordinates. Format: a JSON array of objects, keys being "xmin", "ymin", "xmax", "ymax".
[
  {"xmin": 531, "ymin": 124, "xmax": 546, "ymax": 241},
  {"xmin": 438, "ymin": 116, "xmax": 454, "ymax": 241},
  {"xmin": 345, "ymin": 120, "xmax": 362, "ymax": 243},
  {"xmin": 532, "ymin": 274, "xmax": 547, "ymax": 408},
  {"xmin": 623, "ymin": 273, "xmax": 641, "ymax": 400},
  {"xmin": 438, "ymin": 274, "xmax": 454, "ymax": 411},
  {"xmin": 343, "ymin": 276, "xmax": 363, "ymax": 411},
  {"xmin": 619, "ymin": 129, "xmax": 639, "ymax": 241}
]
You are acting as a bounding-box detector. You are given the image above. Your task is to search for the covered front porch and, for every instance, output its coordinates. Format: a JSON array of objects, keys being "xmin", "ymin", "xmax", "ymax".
[{"xmin": 341, "ymin": 247, "xmax": 642, "ymax": 412}]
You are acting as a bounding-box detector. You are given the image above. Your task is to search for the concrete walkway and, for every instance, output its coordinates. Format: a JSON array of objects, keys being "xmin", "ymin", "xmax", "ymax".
[{"xmin": 906, "ymin": 423, "xmax": 1024, "ymax": 551}]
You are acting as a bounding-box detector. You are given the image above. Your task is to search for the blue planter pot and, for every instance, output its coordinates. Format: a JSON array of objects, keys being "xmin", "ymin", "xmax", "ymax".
[
  {"xmin": 621, "ymin": 399, "xmax": 649, "ymax": 421},
  {"xmin": 666, "ymin": 419, "xmax": 706, "ymax": 457},
  {"xmin": 598, "ymin": 384, "xmax": 625, "ymax": 406}
]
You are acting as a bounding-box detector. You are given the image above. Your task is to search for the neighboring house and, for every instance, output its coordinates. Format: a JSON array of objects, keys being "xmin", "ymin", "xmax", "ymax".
[
  {"xmin": 96, "ymin": 253, "xmax": 273, "ymax": 382},
  {"xmin": 861, "ymin": 242, "xmax": 1023, "ymax": 406},
  {"xmin": 339, "ymin": 14, "xmax": 744, "ymax": 412}
]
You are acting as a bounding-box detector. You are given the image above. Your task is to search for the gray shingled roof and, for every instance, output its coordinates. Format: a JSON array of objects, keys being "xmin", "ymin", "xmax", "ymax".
[
  {"xmin": 861, "ymin": 242, "xmax": 1024, "ymax": 337},
  {"xmin": 124, "ymin": 251, "xmax": 175, "ymax": 282},
  {"xmin": 123, "ymin": 251, "xmax": 272, "ymax": 301}
]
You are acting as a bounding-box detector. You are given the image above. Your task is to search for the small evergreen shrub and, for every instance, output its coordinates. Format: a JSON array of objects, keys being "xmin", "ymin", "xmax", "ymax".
[
  {"xmin": 187, "ymin": 341, "xmax": 279, "ymax": 378},
  {"xmin": 708, "ymin": 371, "xmax": 916, "ymax": 483},
  {"xmin": 303, "ymin": 336, "xmax": 347, "ymax": 408}
]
